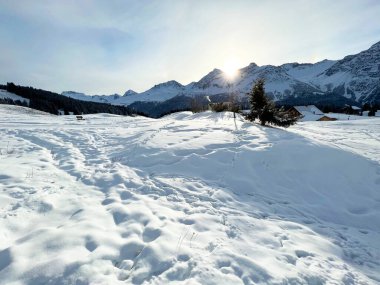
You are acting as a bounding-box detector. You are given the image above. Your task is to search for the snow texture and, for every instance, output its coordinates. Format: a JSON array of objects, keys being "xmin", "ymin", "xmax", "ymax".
[
  {"xmin": 0, "ymin": 90, "xmax": 29, "ymax": 105},
  {"xmin": 0, "ymin": 105, "xmax": 380, "ymax": 284}
]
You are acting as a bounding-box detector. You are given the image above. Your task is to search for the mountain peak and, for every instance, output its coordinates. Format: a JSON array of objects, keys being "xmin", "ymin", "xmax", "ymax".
[
  {"xmin": 369, "ymin": 40, "xmax": 380, "ymax": 50},
  {"xmin": 240, "ymin": 62, "xmax": 259, "ymax": 73},
  {"xmin": 247, "ymin": 62, "xmax": 258, "ymax": 68},
  {"xmin": 204, "ymin": 68, "xmax": 222, "ymax": 77},
  {"xmin": 153, "ymin": 80, "xmax": 184, "ymax": 88},
  {"xmin": 62, "ymin": 91, "xmax": 86, "ymax": 96},
  {"xmin": 123, "ymin": 89, "xmax": 137, "ymax": 96}
]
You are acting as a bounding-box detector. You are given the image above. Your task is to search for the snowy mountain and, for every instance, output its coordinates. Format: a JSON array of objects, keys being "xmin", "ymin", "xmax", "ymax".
[
  {"xmin": 123, "ymin": 89, "xmax": 138, "ymax": 96},
  {"xmin": 311, "ymin": 41, "xmax": 380, "ymax": 103},
  {"xmin": 61, "ymin": 41, "xmax": 380, "ymax": 107},
  {"xmin": 115, "ymin": 80, "xmax": 187, "ymax": 105},
  {"xmin": 61, "ymin": 91, "xmax": 121, "ymax": 104}
]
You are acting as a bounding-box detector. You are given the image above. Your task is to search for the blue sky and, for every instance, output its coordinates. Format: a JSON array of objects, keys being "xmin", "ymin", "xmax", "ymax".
[{"xmin": 0, "ymin": 0, "xmax": 379, "ymax": 94}]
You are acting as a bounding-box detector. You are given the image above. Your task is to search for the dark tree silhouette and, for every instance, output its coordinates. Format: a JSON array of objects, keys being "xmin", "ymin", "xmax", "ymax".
[
  {"xmin": 4, "ymin": 83, "xmax": 139, "ymax": 116},
  {"xmin": 246, "ymin": 79, "xmax": 299, "ymax": 127}
]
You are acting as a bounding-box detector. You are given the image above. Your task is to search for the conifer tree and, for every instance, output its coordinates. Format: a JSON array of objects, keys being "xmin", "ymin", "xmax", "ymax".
[
  {"xmin": 247, "ymin": 79, "xmax": 267, "ymax": 122},
  {"xmin": 247, "ymin": 79, "xmax": 299, "ymax": 127}
]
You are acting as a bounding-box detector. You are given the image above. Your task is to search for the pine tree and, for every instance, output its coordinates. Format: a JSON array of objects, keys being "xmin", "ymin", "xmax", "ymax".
[
  {"xmin": 247, "ymin": 79, "xmax": 267, "ymax": 122},
  {"xmin": 247, "ymin": 79, "xmax": 299, "ymax": 127}
]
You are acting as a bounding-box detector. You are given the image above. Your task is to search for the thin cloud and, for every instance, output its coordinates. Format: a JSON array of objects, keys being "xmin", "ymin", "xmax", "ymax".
[{"xmin": 0, "ymin": 0, "xmax": 379, "ymax": 94}]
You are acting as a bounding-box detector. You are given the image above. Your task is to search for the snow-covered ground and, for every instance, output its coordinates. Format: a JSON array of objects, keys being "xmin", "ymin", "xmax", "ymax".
[
  {"xmin": 299, "ymin": 112, "xmax": 371, "ymax": 122},
  {"xmin": 327, "ymin": 113, "xmax": 370, "ymax": 121},
  {"xmin": 0, "ymin": 90, "xmax": 29, "ymax": 105},
  {"xmin": 0, "ymin": 105, "xmax": 380, "ymax": 284}
]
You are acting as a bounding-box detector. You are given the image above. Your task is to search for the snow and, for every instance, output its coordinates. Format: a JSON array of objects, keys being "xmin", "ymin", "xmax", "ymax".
[
  {"xmin": 293, "ymin": 105, "xmax": 325, "ymax": 121},
  {"xmin": 290, "ymin": 118, "xmax": 380, "ymax": 163},
  {"xmin": 0, "ymin": 90, "xmax": 29, "ymax": 105},
  {"xmin": 0, "ymin": 105, "xmax": 380, "ymax": 284},
  {"xmin": 298, "ymin": 111, "xmax": 372, "ymax": 122},
  {"xmin": 294, "ymin": 105, "xmax": 324, "ymax": 115},
  {"xmin": 363, "ymin": 111, "xmax": 370, "ymax": 116},
  {"xmin": 116, "ymin": 81, "xmax": 186, "ymax": 105},
  {"xmin": 298, "ymin": 113, "xmax": 325, "ymax": 122},
  {"xmin": 282, "ymin": 60, "xmax": 336, "ymax": 83},
  {"xmin": 327, "ymin": 113, "xmax": 369, "ymax": 121},
  {"xmin": 61, "ymin": 91, "xmax": 121, "ymax": 104}
]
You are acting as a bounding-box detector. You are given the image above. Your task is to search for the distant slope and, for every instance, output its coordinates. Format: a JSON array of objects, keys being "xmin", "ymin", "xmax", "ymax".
[
  {"xmin": 0, "ymin": 89, "xmax": 30, "ymax": 105},
  {"xmin": 311, "ymin": 41, "xmax": 380, "ymax": 104},
  {"xmin": 61, "ymin": 91, "xmax": 123, "ymax": 104},
  {"xmin": 0, "ymin": 103, "xmax": 52, "ymax": 116},
  {"xmin": 4, "ymin": 83, "xmax": 136, "ymax": 116}
]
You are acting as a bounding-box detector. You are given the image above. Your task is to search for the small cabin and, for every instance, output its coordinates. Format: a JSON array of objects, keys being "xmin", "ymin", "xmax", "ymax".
[
  {"xmin": 289, "ymin": 105, "xmax": 324, "ymax": 116},
  {"xmin": 76, "ymin": 115, "xmax": 84, "ymax": 120},
  {"xmin": 317, "ymin": 116, "xmax": 337, "ymax": 121},
  {"xmin": 288, "ymin": 105, "xmax": 332, "ymax": 121}
]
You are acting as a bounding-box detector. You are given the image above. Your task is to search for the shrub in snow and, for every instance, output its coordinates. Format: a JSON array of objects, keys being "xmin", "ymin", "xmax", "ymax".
[
  {"xmin": 190, "ymin": 97, "xmax": 208, "ymax": 113},
  {"xmin": 210, "ymin": 102, "xmax": 230, "ymax": 112},
  {"xmin": 246, "ymin": 79, "xmax": 299, "ymax": 127}
]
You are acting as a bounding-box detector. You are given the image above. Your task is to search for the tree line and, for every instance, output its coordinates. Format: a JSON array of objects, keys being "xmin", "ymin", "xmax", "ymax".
[{"xmin": 2, "ymin": 83, "xmax": 140, "ymax": 116}]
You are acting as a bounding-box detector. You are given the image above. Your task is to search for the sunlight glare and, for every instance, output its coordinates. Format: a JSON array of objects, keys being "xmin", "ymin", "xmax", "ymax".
[{"xmin": 222, "ymin": 59, "xmax": 240, "ymax": 80}]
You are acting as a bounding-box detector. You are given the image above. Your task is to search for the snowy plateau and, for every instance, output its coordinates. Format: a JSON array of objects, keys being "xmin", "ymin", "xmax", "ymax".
[{"xmin": 0, "ymin": 105, "xmax": 380, "ymax": 285}]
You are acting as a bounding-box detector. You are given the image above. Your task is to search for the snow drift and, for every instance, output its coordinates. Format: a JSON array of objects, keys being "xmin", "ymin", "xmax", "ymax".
[{"xmin": 0, "ymin": 105, "xmax": 379, "ymax": 284}]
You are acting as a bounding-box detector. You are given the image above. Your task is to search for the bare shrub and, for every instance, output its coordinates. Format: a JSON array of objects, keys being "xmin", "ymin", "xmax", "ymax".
[
  {"xmin": 190, "ymin": 97, "xmax": 208, "ymax": 113},
  {"xmin": 210, "ymin": 102, "xmax": 230, "ymax": 112}
]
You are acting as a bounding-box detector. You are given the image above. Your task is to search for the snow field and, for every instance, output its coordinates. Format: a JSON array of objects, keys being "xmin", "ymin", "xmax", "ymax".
[
  {"xmin": 0, "ymin": 90, "xmax": 29, "ymax": 105},
  {"xmin": 0, "ymin": 106, "xmax": 380, "ymax": 284}
]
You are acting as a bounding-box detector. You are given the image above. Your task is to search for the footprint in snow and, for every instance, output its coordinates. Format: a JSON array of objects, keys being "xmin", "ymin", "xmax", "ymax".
[
  {"xmin": 142, "ymin": 227, "xmax": 161, "ymax": 242},
  {"xmin": 295, "ymin": 250, "xmax": 314, "ymax": 258},
  {"xmin": 112, "ymin": 210, "xmax": 128, "ymax": 225},
  {"xmin": 85, "ymin": 238, "xmax": 98, "ymax": 252}
]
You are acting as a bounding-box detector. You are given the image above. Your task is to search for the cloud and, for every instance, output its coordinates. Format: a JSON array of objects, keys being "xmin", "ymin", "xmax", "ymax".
[{"xmin": 0, "ymin": 0, "xmax": 379, "ymax": 94}]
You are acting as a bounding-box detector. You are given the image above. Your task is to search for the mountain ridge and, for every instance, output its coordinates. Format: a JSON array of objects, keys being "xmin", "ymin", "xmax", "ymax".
[{"xmin": 62, "ymin": 40, "xmax": 379, "ymax": 106}]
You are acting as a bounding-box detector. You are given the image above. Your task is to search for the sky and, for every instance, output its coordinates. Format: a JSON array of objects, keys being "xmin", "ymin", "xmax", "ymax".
[{"xmin": 0, "ymin": 0, "xmax": 380, "ymax": 95}]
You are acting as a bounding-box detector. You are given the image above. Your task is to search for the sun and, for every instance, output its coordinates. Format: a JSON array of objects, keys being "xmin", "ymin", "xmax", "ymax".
[{"xmin": 222, "ymin": 59, "xmax": 240, "ymax": 80}]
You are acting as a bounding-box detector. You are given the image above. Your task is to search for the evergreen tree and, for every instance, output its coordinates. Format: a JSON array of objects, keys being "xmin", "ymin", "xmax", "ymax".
[
  {"xmin": 247, "ymin": 79, "xmax": 299, "ymax": 127},
  {"xmin": 247, "ymin": 79, "xmax": 267, "ymax": 122}
]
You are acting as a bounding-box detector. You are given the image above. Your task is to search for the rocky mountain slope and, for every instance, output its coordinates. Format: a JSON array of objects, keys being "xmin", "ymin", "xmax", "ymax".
[{"xmin": 62, "ymin": 41, "xmax": 380, "ymax": 106}]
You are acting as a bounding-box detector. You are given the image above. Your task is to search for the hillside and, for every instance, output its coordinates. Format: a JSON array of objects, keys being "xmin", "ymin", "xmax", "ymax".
[
  {"xmin": 1, "ymin": 105, "xmax": 379, "ymax": 284},
  {"xmin": 1, "ymin": 83, "xmax": 136, "ymax": 116},
  {"xmin": 0, "ymin": 90, "xmax": 30, "ymax": 105}
]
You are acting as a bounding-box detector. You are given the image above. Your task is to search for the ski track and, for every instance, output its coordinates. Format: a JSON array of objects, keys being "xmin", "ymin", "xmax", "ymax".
[{"xmin": 0, "ymin": 107, "xmax": 380, "ymax": 284}]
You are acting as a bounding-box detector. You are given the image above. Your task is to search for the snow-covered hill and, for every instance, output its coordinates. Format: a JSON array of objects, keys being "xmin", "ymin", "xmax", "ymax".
[
  {"xmin": 117, "ymin": 80, "xmax": 187, "ymax": 105},
  {"xmin": 61, "ymin": 40, "xmax": 380, "ymax": 106},
  {"xmin": 61, "ymin": 91, "xmax": 122, "ymax": 104},
  {"xmin": 1, "ymin": 105, "xmax": 380, "ymax": 284},
  {"xmin": 123, "ymin": 89, "xmax": 138, "ymax": 97},
  {"xmin": 0, "ymin": 90, "xmax": 29, "ymax": 105}
]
